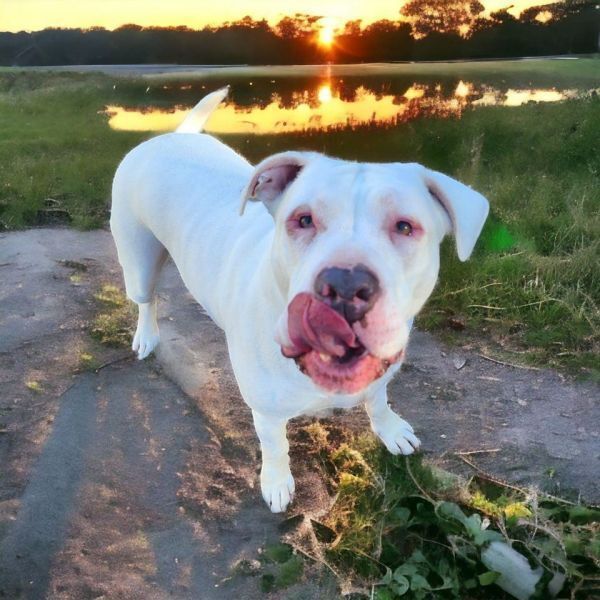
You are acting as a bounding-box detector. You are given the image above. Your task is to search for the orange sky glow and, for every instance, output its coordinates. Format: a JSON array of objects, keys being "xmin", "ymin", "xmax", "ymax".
[{"xmin": 1, "ymin": 0, "xmax": 558, "ymax": 33}]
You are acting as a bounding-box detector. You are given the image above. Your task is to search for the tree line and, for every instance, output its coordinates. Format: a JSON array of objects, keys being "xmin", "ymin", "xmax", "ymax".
[{"xmin": 0, "ymin": 1, "xmax": 597, "ymax": 66}]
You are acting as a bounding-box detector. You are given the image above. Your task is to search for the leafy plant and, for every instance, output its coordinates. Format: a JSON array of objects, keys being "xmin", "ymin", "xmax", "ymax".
[
  {"xmin": 258, "ymin": 542, "xmax": 304, "ymax": 592},
  {"xmin": 295, "ymin": 424, "xmax": 599, "ymax": 600}
]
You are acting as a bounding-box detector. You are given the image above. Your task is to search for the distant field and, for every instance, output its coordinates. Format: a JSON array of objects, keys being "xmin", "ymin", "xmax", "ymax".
[
  {"xmin": 0, "ymin": 63, "xmax": 598, "ymax": 375},
  {"xmin": 19, "ymin": 56, "xmax": 600, "ymax": 86}
]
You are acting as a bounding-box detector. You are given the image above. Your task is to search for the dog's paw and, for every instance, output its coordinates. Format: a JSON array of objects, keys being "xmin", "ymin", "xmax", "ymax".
[
  {"xmin": 260, "ymin": 471, "xmax": 295, "ymax": 513},
  {"xmin": 132, "ymin": 328, "xmax": 159, "ymax": 360},
  {"xmin": 372, "ymin": 413, "xmax": 421, "ymax": 456}
]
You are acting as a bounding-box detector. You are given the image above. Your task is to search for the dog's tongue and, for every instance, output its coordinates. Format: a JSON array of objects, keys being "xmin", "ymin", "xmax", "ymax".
[{"xmin": 282, "ymin": 293, "xmax": 358, "ymax": 359}]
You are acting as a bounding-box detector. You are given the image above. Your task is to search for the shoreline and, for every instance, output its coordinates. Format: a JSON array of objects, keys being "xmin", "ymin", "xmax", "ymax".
[{"xmin": 5, "ymin": 54, "xmax": 595, "ymax": 78}]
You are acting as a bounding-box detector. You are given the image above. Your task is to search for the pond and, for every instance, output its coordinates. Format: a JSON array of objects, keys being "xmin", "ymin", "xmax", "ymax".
[{"xmin": 101, "ymin": 62, "xmax": 597, "ymax": 134}]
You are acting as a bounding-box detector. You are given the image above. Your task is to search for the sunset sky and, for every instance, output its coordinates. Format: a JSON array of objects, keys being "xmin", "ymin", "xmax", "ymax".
[{"xmin": 1, "ymin": 0, "xmax": 557, "ymax": 33}]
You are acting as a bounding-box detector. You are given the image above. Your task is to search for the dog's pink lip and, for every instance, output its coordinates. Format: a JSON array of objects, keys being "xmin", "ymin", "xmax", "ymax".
[{"xmin": 290, "ymin": 347, "xmax": 404, "ymax": 394}]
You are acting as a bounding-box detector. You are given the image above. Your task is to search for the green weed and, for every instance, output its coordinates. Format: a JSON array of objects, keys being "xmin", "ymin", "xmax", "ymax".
[
  {"xmin": 258, "ymin": 542, "xmax": 305, "ymax": 592},
  {"xmin": 295, "ymin": 423, "xmax": 599, "ymax": 599}
]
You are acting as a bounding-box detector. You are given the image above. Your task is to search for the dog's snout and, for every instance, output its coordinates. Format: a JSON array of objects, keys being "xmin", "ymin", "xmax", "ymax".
[{"xmin": 314, "ymin": 265, "xmax": 380, "ymax": 323}]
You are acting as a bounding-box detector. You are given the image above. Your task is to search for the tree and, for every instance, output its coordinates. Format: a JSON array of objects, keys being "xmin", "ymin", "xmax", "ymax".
[
  {"xmin": 0, "ymin": 3, "xmax": 597, "ymax": 67},
  {"xmin": 275, "ymin": 13, "xmax": 321, "ymax": 39},
  {"xmin": 114, "ymin": 23, "xmax": 144, "ymax": 32},
  {"xmin": 342, "ymin": 20, "xmax": 362, "ymax": 37},
  {"xmin": 400, "ymin": 0, "xmax": 485, "ymax": 37},
  {"xmin": 229, "ymin": 16, "xmax": 269, "ymax": 30}
]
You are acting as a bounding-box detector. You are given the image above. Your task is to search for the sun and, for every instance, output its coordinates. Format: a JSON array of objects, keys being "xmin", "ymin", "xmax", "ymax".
[
  {"xmin": 318, "ymin": 20, "xmax": 336, "ymax": 46},
  {"xmin": 318, "ymin": 26, "xmax": 334, "ymax": 46}
]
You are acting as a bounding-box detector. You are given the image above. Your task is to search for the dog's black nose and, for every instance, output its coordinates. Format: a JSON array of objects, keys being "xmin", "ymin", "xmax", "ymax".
[{"xmin": 314, "ymin": 265, "xmax": 380, "ymax": 323}]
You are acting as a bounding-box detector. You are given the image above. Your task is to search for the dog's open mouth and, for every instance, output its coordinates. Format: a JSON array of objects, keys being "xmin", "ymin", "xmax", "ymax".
[{"xmin": 281, "ymin": 293, "xmax": 403, "ymax": 394}]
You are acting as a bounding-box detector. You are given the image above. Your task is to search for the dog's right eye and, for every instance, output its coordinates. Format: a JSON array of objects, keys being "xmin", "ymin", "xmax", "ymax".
[
  {"xmin": 298, "ymin": 214, "xmax": 313, "ymax": 229},
  {"xmin": 286, "ymin": 209, "xmax": 318, "ymax": 238}
]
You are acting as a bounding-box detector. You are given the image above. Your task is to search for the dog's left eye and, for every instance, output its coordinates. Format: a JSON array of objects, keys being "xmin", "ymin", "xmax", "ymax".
[
  {"xmin": 298, "ymin": 215, "xmax": 313, "ymax": 229},
  {"xmin": 395, "ymin": 220, "xmax": 413, "ymax": 236}
]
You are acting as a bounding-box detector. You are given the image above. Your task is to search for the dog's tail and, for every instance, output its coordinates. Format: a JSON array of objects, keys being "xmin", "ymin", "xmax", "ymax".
[{"xmin": 175, "ymin": 85, "xmax": 229, "ymax": 134}]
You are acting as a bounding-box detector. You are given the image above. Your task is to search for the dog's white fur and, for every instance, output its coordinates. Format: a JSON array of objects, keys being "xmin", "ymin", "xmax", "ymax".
[{"xmin": 111, "ymin": 88, "xmax": 489, "ymax": 512}]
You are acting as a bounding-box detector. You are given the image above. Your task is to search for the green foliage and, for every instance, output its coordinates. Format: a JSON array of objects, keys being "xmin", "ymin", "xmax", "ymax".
[
  {"xmin": 259, "ymin": 543, "xmax": 304, "ymax": 592},
  {"xmin": 263, "ymin": 542, "xmax": 294, "ymax": 564},
  {"xmin": 300, "ymin": 424, "xmax": 600, "ymax": 599}
]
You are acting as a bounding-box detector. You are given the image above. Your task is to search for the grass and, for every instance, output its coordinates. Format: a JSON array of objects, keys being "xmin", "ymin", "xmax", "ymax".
[
  {"xmin": 90, "ymin": 284, "xmax": 135, "ymax": 347},
  {"xmin": 53, "ymin": 57, "xmax": 600, "ymax": 87},
  {"xmin": 0, "ymin": 71, "xmax": 146, "ymax": 229},
  {"xmin": 0, "ymin": 66, "xmax": 598, "ymax": 375},
  {"xmin": 290, "ymin": 423, "xmax": 600, "ymax": 599}
]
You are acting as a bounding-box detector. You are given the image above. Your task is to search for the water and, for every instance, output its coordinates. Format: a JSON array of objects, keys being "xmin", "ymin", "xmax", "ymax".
[{"xmin": 100, "ymin": 62, "xmax": 596, "ymax": 134}]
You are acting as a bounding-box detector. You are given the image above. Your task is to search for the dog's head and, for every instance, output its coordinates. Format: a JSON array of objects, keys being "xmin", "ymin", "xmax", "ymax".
[{"xmin": 240, "ymin": 152, "xmax": 488, "ymax": 395}]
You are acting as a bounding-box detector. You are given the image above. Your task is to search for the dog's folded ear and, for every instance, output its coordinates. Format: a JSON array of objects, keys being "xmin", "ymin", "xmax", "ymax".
[
  {"xmin": 240, "ymin": 152, "xmax": 309, "ymax": 216},
  {"xmin": 423, "ymin": 168, "xmax": 489, "ymax": 262}
]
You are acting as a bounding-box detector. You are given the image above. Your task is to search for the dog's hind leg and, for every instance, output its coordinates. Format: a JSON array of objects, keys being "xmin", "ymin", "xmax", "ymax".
[{"xmin": 111, "ymin": 213, "xmax": 167, "ymax": 360}]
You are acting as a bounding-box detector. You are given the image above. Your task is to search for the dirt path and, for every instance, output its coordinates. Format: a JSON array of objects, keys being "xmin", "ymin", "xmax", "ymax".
[{"xmin": 0, "ymin": 228, "xmax": 598, "ymax": 599}]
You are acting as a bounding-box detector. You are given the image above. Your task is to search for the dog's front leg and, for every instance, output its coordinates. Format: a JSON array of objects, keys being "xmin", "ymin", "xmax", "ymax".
[
  {"xmin": 365, "ymin": 385, "xmax": 421, "ymax": 455},
  {"xmin": 252, "ymin": 411, "xmax": 294, "ymax": 513},
  {"xmin": 132, "ymin": 299, "xmax": 160, "ymax": 360}
]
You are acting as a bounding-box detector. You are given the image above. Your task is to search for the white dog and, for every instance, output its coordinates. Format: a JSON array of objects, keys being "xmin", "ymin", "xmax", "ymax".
[{"xmin": 111, "ymin": 87, "xmax": 489, "ymax": 512}]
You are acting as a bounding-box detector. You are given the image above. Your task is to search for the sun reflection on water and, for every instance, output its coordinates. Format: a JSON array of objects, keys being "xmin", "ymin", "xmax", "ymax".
[
  {"xmin": 105, "ymin": 82, "xmax": 580, "ymax": 134},
  {"xmin": 455, "ymin": 80, "xmax": 472, "ymax": 97},
  {"xmin": 403, "ymin": 85, "xmax": 426, "ymax": 100},
  {"xmin": 318, "ymin": 84, "xmax": 333, "ymax": 103}
]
